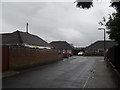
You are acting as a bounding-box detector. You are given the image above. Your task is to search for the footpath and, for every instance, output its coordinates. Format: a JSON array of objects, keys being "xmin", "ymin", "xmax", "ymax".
[
  {"xmin": 2, "ymin": 71, "xmax": 20, "ymax": 78},
  {"xmin": 85, "ymin": 59, "xmax": 120, "ymax": 88}
]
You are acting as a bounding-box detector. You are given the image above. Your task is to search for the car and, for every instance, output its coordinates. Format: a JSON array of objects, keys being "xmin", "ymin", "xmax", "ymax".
[
  {"xmin": 59, "ymin": 53, "xmax": 73, "ymax": 58},
  {"xmin": 78, "ymin": 51, "xmax": 84, "ymax": 56}
]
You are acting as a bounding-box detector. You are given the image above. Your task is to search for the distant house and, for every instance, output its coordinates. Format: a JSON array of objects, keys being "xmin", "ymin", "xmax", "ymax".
[
  {"xmin": 1, "ymin": 30, "xmax": 52, "ymax": 49},
  {"xmin": 50, "ymin": 41, "xmax": 74, "ymax": 56},
  {"xmin": 85, "ymin": 40, "xmax": 117, "ymax": 55},
  {"xmin": 73, "ymin": 47, "xmax": 85, "ymax": 55}
]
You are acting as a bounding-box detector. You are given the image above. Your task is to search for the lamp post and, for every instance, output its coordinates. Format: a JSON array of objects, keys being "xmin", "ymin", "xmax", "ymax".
[{"xmin": 98, "ymin": 27, "xmax": 106, "ymax": 60}]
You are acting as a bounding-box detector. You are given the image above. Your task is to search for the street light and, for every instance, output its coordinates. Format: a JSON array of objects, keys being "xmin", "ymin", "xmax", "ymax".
[{"xmin": 98, "ymin": 27, "xmax": 106, "ymax": 60}]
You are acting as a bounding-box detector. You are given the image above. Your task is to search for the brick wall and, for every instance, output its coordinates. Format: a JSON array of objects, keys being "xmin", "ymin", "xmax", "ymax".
[
  {"xmin": 2, "ymin": 46, "xmax": 63, "ymax": 71},
  {"xmin": 0, "ymin": 46, "xmax": 2, "ymax": 72},
  {"xmin": 1, "ymin": 46, "xmax": 9, "ymax": 72}
]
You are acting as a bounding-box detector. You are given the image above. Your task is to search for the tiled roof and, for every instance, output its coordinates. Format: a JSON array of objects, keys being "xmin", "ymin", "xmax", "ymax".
[
  {"xmin": 1, "ymin": 30, "xmax": 52, "ymax": 48},
  {"xmin": 50, "ymin": 41, "xmax": 74, "ymax": 50},
  {"xmin": 85, "ymin": 40, "xmax": 117, "ymax": 50}
]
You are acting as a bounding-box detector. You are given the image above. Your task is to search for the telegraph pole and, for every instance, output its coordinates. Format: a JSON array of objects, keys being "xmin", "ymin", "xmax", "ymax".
[
  {"xmin": 104, "ymin": 28, "xmax": 106, "ymax": 58},
  {"xmin": 98, "ymin": 27, "xmax": 106, "ymax": 60}
]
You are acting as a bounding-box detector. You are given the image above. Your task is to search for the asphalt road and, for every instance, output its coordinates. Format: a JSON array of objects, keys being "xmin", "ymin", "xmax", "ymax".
[{"xmin": 3, "ymin": 56, "xmax": 104, "ymax": 88}]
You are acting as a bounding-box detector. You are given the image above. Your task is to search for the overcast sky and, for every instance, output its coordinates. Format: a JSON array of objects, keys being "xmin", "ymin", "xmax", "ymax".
[{"xmin": 1, "ymin": 0, "xmax": 116, "ymax": 47}]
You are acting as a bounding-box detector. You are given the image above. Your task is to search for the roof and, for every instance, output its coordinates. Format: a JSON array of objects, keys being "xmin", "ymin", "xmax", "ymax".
[
  {"xmin": 85, "ymin": 40, "xmax": 117, "ymax": 50},
  {"xmin": 1, "ymin": 30, "xmax": 52, "ymax": 48},
  {"xmin": 50, "ymin": 41, "xmax": 74, "ymax": 50}
]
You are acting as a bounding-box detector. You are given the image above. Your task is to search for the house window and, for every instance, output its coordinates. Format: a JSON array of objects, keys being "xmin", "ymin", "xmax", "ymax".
[
  {"xmin": 58, "ymin": 50, "xmax": 61, "ymax": 54},
  {"xmin": 95, "ymin": 49, "xmax": 98, "ymax": 53},
  {"xmin": 98, "ymin": 49, "xmax": 104, "ymax": 53},
  {"xmin": 67, "ymin": 50, "xmax": 72, "ymax": 53},
  {"xmin": 63, "ymin": 49, "xmax": 66, "ymax": 53}
]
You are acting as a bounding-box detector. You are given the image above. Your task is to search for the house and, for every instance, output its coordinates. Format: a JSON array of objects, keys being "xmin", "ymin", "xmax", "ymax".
[
  {"xmin": 73, "ymin": 47, "xmax": 85, "ymax": 55},
  {"xmin": 1, "ymin": 30, "xmax": 52, "ymax": 49},
  {"xmin": 50, "ymin": 41, "xmax": 74, "ymax": 57},
  {"xmin": 1, "ymin": 30, "xmax": 63, "ymax": 72},
  {"xmin": 85, "ymin": 40, "xmax": 117, "ymax": 55}
]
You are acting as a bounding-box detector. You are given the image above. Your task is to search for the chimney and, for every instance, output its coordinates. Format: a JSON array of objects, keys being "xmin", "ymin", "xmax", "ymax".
[{"xmin": 26, "ymin": 22, "xmax": 29, "ymax": 33}]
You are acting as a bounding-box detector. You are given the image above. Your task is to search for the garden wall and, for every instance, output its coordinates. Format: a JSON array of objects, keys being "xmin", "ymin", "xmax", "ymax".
[{"xmin": 2, "ymin": 46, "xmax": 63, "ymax": 71}]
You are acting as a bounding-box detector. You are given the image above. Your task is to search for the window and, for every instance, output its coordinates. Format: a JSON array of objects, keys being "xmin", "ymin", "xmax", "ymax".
[
  {"xmin": 67, "ymin": 50, "xmax": 72, "ymax": 53},
  {"xmin": 98, "ymin": 49, "xmax": 104, "ymax": 53}
]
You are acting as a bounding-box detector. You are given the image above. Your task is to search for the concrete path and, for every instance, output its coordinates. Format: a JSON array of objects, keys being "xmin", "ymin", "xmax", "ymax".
[{"xmin": 85, "ymin": 59, "xmax": 118, "ymax": 88}]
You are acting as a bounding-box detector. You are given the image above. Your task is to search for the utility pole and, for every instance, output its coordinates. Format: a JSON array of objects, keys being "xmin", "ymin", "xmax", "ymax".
[
  {"xmin": 104, "ymin": 28, "xmax": 106, "ymax": 58},
  {"xmin": 98, "ymin": 27, "xmax": 106, "ymax": 60}
]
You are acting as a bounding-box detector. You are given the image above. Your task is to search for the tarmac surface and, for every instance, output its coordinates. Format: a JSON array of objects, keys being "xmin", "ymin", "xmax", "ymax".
[{"xmin": 2, "ymin": 56, "xmax": 119, "ymax": 88}]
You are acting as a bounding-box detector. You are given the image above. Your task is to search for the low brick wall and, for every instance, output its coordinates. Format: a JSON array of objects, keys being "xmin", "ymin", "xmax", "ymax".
[{"xmin": 2, "ymin": 46, "xmax": 63, "ymax": 71}]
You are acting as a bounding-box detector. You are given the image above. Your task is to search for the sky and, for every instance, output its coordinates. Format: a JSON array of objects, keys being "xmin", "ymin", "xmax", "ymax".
[{"xmin": 1, "ymin": 0, "xmax": 116, "ymax": 47}]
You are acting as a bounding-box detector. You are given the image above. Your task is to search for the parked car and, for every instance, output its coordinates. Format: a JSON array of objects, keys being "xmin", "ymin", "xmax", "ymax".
[
  {"xmin": 59, "ymin": 53, "xmax": 73, "ymax": 58},
  {"xmin": 78, "ymin": 51, "xmax": 84, "ymax": 56}
]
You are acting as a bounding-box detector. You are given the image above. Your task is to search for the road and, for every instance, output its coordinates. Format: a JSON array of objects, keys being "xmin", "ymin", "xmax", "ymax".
[{"xmin": 3, "ymin": 56, "xmax": 106, "ymax": 88}]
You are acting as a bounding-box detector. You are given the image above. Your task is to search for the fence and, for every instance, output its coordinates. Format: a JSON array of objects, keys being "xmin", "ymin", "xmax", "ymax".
[{"xmin": 2, "ymin": 46, "xmax": 63, "ymax": 71}]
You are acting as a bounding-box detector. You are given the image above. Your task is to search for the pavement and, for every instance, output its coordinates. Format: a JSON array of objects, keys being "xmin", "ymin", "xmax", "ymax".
[
  {"xmin": 85, "ymin": 59, "xmax": 119, "ymax": 88},
  {"xmin": 2, "ymin": 56, "xmax": 120, "ymax": 88},
  {"xmin": 2, "ymin": 71, "xmax": 20, "ymax": 78}
]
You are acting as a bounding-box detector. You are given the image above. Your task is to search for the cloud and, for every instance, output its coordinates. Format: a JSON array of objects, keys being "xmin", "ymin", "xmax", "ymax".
[
  {"xmin": 2, "ymin": 2, "xmax": 115, "ymax": 47},
  {"xmin": 58, "ymin": 28, "xmax": 82, "ymax": 39}
]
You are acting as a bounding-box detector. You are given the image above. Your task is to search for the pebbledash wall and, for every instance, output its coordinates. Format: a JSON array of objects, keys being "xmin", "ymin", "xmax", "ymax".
[{"xmin": 2, "ymin": 46, "xmax": 63, "ymax": 71}]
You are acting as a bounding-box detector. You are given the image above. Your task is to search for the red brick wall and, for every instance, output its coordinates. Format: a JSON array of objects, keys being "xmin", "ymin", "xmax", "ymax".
[
  {"xmin": 2, "ymin": 46, "xmax": 63, "ymax": 70},
  {"xmin": 1, "ymin": 46, "xmax": 9, "ymax": 72},
  {"xmin": 0, "ymin": 46, "xmax": 2, "ymax": 72}
]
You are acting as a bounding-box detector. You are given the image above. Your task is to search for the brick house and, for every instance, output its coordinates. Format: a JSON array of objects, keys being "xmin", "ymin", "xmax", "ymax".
[{"xmin": 50, "ymin": 41, "xmax": 74, "ymax": 57}]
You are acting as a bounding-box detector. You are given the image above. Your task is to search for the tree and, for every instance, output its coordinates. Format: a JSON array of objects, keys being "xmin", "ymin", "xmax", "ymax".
[
  {"xmin": 75, "ymin": 0, "xmax": 120, "ymax": 44},
  {"xmin": 111, "ymin": 0, "xmax": 120, "ymax": 12},
  {"xmin": 106, "ymin": 12, "xmax": 120, "ymax": 44},
  {"xmin": 99, "ymin": 1, "xmax": 120, "ymax": 44},
  {"xmin": 105, "ymin": 1, "xmax": 120, "ymax": 44},
  {"xmin": 75, "ymin": 0, "xmax": 93, "ymax": 9}
]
